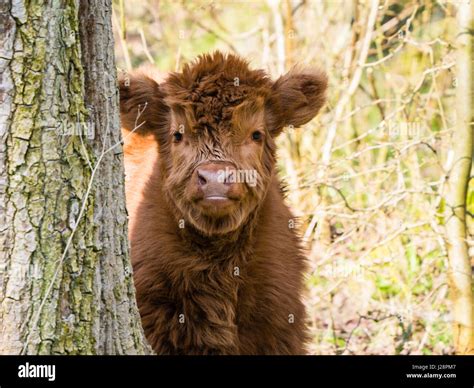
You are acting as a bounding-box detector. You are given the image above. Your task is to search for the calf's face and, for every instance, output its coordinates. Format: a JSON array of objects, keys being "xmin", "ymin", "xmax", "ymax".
[{"xmin": 120, "ymin": 53, "xmax": 327, "ymax": 236}]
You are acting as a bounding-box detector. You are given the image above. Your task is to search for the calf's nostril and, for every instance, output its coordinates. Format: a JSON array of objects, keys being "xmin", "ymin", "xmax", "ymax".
[
  {"xmin": 223, "ymin": 172, "xmax": 234, "ymax": 186},
  {"xmin": 197, "ymin": 171, "xmax": 207, "ymax": 186}
]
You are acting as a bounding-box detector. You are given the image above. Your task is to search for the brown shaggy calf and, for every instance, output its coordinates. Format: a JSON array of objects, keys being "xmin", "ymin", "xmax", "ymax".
[{"xmin": 119, "ymin": 52, "xmax": 327, "ymax": 355}]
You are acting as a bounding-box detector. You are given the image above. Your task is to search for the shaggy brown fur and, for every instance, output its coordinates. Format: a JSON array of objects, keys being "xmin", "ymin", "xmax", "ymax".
[{"xmin": 119, "ymin": 52, "xmax": 327, "ymax": 355}]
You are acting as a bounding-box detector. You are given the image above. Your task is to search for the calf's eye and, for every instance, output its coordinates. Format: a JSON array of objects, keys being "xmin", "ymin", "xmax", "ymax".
[
  {"xmin": 251, "ymin": 131, "xmax": 263, "ymax": 141},
  {"xmin": 173, "ymin": 131, "xmax": 183, "ymax": 143}
]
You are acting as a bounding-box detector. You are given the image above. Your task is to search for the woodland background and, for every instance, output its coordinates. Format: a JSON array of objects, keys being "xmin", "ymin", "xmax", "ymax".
[{"xmin": 112, "ymin": 0, "xmax": 472, "ymax": 355}]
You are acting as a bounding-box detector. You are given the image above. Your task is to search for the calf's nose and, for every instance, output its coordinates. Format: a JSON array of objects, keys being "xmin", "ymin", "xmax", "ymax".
[
  {"xmin": 194, "ymin": 162, "xmax": 241, "ymax": 200},
  {"xmin": 196, "ymin": 168, "xmax": 230, "ymax": 187}
]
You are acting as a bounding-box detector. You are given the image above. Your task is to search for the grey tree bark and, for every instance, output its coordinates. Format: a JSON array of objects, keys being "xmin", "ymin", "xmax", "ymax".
[{"xmin": 0, "ymin": 0, "xmax": 151, "ymax": 354}]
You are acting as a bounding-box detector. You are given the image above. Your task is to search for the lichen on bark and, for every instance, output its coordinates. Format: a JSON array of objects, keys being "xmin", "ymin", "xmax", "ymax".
[{"xmin": 0, "ymin": 0, "xmax": 151, "ymax": 355}]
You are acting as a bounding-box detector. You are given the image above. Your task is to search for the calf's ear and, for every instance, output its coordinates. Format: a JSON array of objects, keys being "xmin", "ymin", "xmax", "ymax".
[
  {"xmin": 118, "ymin": 70, "xmax": 169, "ymax": 135},
  {"xmin": 267, "ymin": 67, "xmax": 328, "ymax": 136}
]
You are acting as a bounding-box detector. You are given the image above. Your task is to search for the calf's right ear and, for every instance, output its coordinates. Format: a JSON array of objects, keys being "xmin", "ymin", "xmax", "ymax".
[{"xmin": 118, "ymin": 70, "xmax": 169, "ymax": 134}]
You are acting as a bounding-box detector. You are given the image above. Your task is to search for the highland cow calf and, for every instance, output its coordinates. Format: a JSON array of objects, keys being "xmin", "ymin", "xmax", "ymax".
[{"xmin": 119, "ymin": 52, "xmax": 327, "ymax": 355}]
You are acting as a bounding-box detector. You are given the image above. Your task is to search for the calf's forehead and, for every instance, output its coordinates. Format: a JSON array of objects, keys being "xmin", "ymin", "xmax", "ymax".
[{"xmin": 171, "ymin": 98, "xmax": 265, "ymax": 140}]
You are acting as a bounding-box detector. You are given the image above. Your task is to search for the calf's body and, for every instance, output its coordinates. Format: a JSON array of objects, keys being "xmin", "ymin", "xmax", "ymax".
[
  {"xmin": 129, "ymin": 158, "xmax": 307, "ymax": 354},
  {"xmin": 119, "ymin": 52, "xmax": 327, "ymax": 354}
]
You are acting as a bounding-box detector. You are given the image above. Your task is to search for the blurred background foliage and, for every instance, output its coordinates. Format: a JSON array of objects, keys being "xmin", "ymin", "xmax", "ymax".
[{"xmin": 113, "ymin": 0, "xmax": 469, "ymax": 354}]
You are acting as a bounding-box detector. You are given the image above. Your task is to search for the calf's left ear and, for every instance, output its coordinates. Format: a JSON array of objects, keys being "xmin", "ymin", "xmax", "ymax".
[{"xmin": 267, "ymin": 67, "xmax": 328, "ymax": 136}]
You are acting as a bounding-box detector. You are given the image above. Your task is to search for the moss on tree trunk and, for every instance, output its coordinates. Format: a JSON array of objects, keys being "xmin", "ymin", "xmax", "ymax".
[{"xmin": 0, "ymin": 0, "xmax": 151, "ymax": 354}]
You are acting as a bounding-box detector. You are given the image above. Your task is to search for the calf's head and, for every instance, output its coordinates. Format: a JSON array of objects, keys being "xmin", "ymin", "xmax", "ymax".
[{"xmin": 120, "ymin": 52, "xmax": 327, "ymax": 236}]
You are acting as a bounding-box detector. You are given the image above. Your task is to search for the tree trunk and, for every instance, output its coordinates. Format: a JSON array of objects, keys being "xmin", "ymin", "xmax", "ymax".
[
  {"xmin": 443, "ymin": 0, "xmax": 474, "ymax": 355},
  {"xmin": 0, "ymin": 0, "xmax": 150, "ymax": 354}
]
